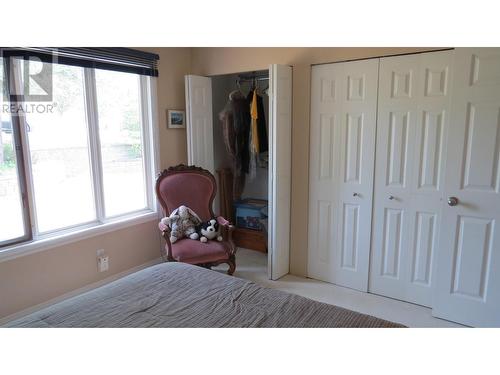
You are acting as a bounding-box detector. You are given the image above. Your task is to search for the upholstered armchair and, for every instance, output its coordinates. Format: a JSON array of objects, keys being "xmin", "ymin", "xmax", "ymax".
[{"xmin": 155, "ymin": 164, "xmax": 237, "ymax": 275}]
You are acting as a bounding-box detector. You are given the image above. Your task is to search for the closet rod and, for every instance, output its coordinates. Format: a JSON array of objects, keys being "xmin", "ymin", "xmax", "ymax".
[
  {"xmin": 238, "ymin": 71, "xmax": 269, "ymax": 81},
  {"xmin": 237, "ymin": 77, "xmax": 269, "ymax": 82}
]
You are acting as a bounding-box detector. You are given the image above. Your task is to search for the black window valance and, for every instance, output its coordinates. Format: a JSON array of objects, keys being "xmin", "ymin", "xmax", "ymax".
[{"xmin": 0, "ymin": 47, "xmax": 159, "ymax": 77}]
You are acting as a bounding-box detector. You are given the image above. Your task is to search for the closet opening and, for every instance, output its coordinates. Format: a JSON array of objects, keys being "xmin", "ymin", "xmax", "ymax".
[
  {"xmin": 211, "ymin": 70, "xmax": 270, "ymax": 268},
  {"xmin": 185, "ymin": 64, "xmax": 292, "ymax": 280}
]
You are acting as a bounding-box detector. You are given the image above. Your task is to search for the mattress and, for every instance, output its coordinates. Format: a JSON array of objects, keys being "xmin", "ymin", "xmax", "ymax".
[{"xmin": 6, "ymin": 262, "xmax": 404, "ymax": 328}]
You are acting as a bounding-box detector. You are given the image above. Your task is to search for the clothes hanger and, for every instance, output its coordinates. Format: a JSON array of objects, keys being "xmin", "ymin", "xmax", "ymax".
[
  {"xmin": 229, "ymin": 79, "xmax": 244, "ymax": 100},
  {"xmin": 250, "ymin": 77, "xmax": 257, "ymax": 91},
  {"xmin": 263, "ymin": 82, "xmax": 269, "ymax": 96}
]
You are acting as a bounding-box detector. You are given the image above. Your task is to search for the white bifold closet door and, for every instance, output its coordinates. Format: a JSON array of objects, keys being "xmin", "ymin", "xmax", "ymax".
[
  {"xmin": 369, "ymin": 51, "xmax": 453, "ymax": 307},
  {"xmin": 268, "ymin": 64, "xmax": 293, "ymax": 280},
  {"xmin": 433, "ymin": 48, "xmax": 500, "ymax": 327},
  {"xmin": 308, "ymin": 59, "xmax": 378, "ymax": 291},
  {"xmin": 185, "ymin": 75, "xmax": 215, "ymax": 174}
]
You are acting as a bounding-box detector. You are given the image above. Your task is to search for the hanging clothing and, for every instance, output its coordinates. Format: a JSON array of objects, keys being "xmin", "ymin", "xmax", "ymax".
[
  {"xmin": 218, "ymin": 92, "xmax": 250, "ymax": 200},
  {"xmin": 248, "ymin": 89, "xmax": 259, "ymax": 179},
  {"xmin": 246, "ymin": 90, "xmax": 268, "ymax": 153},
  {"xmin": 250, "ymin": 89, "xmax": 260, "ymax": 154}
]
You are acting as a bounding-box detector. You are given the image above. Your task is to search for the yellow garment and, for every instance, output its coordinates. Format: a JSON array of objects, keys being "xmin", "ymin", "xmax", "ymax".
[{"xmin": 250, "ymin": 89, "xmax": 259, "ymax": 155}]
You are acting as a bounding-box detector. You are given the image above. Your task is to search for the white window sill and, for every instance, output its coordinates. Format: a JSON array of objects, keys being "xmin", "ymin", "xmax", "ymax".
[{"xmin": 0, "ymin": 211, "xmax": 160, "ymax": 263}]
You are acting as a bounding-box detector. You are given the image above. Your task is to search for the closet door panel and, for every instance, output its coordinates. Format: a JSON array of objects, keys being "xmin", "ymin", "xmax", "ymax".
[
  {"xmin": 336, "ymin": 60, "xmax": 378, "ymax": 290},
  {"xmin": 380, "ymin": 208, "xmax": 404, "ymax": 278},
  {"xmin": 411, "ymin": 211, "xmax": 437, "ymax": 286},
  {"xmin": 370, "ymin": 55, "xmax": 417, "ymax": 300},
  {"xmin": 185, "ymin": 75, "xmax": 214, "ymax": 174},
  {"xmin": 369, "ymin": 51, "xmax": 452, "ymax": 307},
  {"xmin": 386, "ymin": 110, "xmax": 411, "ymax": 187},
  {"xmin": 433, "ymin": 48, "xmax": 500, "ymax": 327},
  {"xmin": 308, "ymin": 59, "xmax": 378, "ymax": 291},
  {"xmin": 344, "ymin": 113, "xmax": 363, "ymax": 184},
  {"xmin": 268, "ymin": 64, "xmax": 293, "ymax": 280},
  {"xmin": 319, "ymin": 114, "xmax": 336, "ymax": 179},
  {"xmin": 308, "ymin": 64, "xmax": 342, "ymax": 282},
  {"xmin": 417, "ymin": 110, "xmax": 444, "ymax": 191}
]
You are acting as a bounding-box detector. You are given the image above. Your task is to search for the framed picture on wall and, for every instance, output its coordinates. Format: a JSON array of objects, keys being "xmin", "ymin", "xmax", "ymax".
[{"xmin": 167, "ymin": 110, "xmax": 185, "ymax": 129}]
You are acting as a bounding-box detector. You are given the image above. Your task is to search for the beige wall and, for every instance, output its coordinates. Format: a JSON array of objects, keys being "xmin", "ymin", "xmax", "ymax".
[
  {"xmin": 0, "ymin": 222, "xmax": 160, "ymax": 318},
  {"xmin": 190, "ymin": 47, "xmax": 442, "ymax": 276},
  {"xmin": 146, "ymin": 48, "xmax": 191, "ymax": 169},
  {"xmin": 0, "ymin": 48, "xmax": 191, "ymax": 320}
]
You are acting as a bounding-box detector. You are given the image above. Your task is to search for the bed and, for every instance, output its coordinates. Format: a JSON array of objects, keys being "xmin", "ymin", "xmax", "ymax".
[{"xmin": 5, "ymin": 262, "xmax": 404, "ymax": 328}]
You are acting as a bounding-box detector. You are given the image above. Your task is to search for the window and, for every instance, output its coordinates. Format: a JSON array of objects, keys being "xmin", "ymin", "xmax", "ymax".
[
  {"xmin": 25, "ymin": 62, "xmax": 95, "ymax": 233},
  {"xmin": 95, "ymin": 70, "xmax": 147, "ymax": 217},
  {"xmin": 0, "ymin": 50, "xmax": 157, "ymax": 249}
]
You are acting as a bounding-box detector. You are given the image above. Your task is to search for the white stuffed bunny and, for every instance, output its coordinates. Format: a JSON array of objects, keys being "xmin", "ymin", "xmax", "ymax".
[{"xmin": 160, "ymin": 205, "xmax": 201, "ymax": 243}]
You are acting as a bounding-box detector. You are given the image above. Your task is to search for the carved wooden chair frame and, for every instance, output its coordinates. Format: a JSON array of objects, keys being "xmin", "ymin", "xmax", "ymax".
[{"xmin": 155, "ymin": 164, "xmax": 236, "ymax": 275}]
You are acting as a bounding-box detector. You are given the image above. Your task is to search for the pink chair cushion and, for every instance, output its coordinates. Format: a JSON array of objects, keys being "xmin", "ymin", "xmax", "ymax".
[
  {"xmin": 157, "ymin": 172, "xmax": 214, "ymax": 221},
  {"xmin": 169, "ymin": 239, "xmax": 230, "ymax": 264}
]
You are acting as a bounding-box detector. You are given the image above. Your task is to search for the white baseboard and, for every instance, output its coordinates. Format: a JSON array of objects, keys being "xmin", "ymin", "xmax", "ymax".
[{"xmin": 0, "ymin": 257, "xmax": 163, "ymax": 326}]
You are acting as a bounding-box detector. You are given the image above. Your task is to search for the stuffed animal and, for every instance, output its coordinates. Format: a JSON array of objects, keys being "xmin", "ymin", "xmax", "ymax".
[
  {"xmin": 197, "ymin": 219, "xmax": 223, "ymax": 243},
  {"xmin": 159, "ymin": 213, "xmax": 179, "ymax": 240},
  {"xmin": 160, "ymin": 205, "xmax": 201, "ymax": 243}
]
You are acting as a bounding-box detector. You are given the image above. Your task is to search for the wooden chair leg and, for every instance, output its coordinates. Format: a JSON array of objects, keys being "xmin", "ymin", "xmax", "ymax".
[{"xmin": 227, "ymin": 257, "xmax": 236, "ymax": 275}]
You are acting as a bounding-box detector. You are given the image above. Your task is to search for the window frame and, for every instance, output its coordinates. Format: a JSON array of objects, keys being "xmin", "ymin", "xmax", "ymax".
[
  {"xmin": 0, "ymin": 57, "xmax": 159, "ymax": 254},
  {"xmin": 0, "ymin": 59, "xmax": 33, "ymax": 248}
]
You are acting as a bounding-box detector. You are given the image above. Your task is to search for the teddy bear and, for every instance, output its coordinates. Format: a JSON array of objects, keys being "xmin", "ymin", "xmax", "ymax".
[
  {"xmin": 196, "ymin": 218, "xmax": 223, "ymax": 243},
  {"xmin": 160, "ymin": 205, "xmax": 201, "ymax": 243}
]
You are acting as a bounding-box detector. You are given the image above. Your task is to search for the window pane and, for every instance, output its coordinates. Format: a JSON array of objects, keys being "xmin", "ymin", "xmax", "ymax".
[
  {"xmin": 95, "ymin": 70, "xmax": 146, "ymax": 217},
  {"xmin": 24, "ymin": 63, "xmax": 95, "ymax": 232},
  {"xmin": 0, "ymin": 59, "xmax": 26, "ymax": 242}
]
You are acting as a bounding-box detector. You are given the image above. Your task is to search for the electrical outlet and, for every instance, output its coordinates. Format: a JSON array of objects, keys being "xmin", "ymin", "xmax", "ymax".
[{"xmin": 98, "ymin": 255, "xmax": 109, "ymax": 272}]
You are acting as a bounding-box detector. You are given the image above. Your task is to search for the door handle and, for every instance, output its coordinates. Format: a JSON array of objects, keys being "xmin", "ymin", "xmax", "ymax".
[
  {"xmin": 448, "ymin": 197, "xmax": 459, "ymax": 206},
  {"xmin": 388, "ymin": 195, "xmax": 395, "ymax": 200},
  {"xmin": 353, "ymin": 192, "xmax": 359, "ymax": 197}
]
